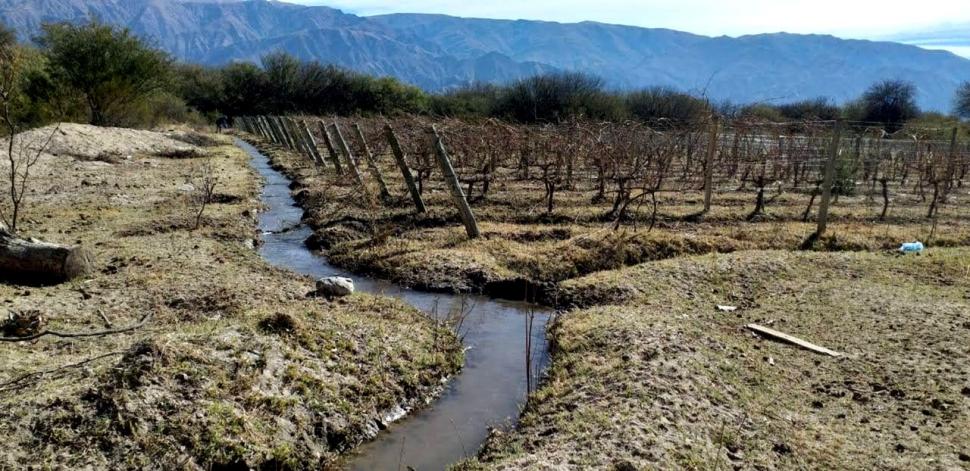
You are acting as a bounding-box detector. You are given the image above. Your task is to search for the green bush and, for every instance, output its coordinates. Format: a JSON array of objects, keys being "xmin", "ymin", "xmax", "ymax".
[
  {"xmin": 38, "ymin": 21, "xmax": 173, "ymax": 127},
  {"xmin": 625, "ymin": 87, "xmax": 709, "ymax": 128}
]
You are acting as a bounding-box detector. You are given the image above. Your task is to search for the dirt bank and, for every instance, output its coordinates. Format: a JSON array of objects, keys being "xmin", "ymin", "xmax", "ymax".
[
  {"xmin": 462, "ymin": 249, "xmax": 970, "ymax": 469},
  {"xmin": 0, "ymin": 124, "xmax": 461, "ymax": 469},
  {"xmin": 246, "ymin": 130, "xmax": 969, "ymax": 469}
]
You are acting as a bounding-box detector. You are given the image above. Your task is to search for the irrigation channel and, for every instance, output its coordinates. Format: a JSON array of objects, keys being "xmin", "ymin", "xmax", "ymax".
[{"xmin": 239, "ymin": 139, "xmax": 552, "ymax": 470}]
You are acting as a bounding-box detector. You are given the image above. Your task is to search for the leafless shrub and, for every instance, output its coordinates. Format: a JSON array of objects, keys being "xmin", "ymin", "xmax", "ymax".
[{"xmin": 192, "ymin": 156, "xmax": 219, "ymax": 230}]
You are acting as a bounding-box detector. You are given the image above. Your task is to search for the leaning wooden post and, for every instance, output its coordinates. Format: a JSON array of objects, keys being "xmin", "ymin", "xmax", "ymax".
[
  {"xmin": 275, "ymin": 116, "xmax": 297, "ymax": 150},
  {"xmin": 329, "ymin": 121, "xmax": 371, "ymax": 198},
  {"xmin": 299, "ymin": 119, "xmax": 326, "ymax": 167},
  {"xmin": 269, "ymin": 117, "xmax": 289, "ymax": 147},
  {"xmin": 385, "ymin": 124, "xmax": 427, "ymax": 213},
  {"xmin": 353, "ymin": 123, "xmax": 391, "ymax": 199},
  {"xmin": 703, "ymin": 116, "xmax": 719, "ymax": 214},
  {"xmin": 287, "ymin": 117, "xmax": 316, "ymax": 163},
  {"xmin": 258, "ymin": 116, "xmax": 274, "ymax": 141},
  {"xmin": 317, "ymin": 120, "xmax": 344, "ymax": 174},
  {"xmin": 431, "ymin": 124, "xmax": 480, "ymax": 238},
  {"xmin": 285, "ymin": 117, "xmax": 310, "ymax": 158},
  {"xmin": 261, "ymin": 116, "xmax": 279, "ymax": 144},
  {"xmin": 815, "ymin": 120, "xmax": 843, "ymax": 237},
  {"xmin": 269, "ymin": 116, "xmax": 286, "ymax": 147},
  {"xmin": 284, "ymin": 117, "xmax": 303, "ymax": 152},
  {"xmin": 256, "ymin": 116, "xmax": 272, "ymax": 142}
]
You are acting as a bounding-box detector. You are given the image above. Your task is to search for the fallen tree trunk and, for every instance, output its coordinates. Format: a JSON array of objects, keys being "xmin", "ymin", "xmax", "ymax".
[{"xmin": 0, "ymin": 225, "xmax": 93, "ymax": 283}]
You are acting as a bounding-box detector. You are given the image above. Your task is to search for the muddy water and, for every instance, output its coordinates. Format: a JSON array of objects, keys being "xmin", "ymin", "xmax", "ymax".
[{"xmin": 240, "ymin": 139, "xmax": 551, "ymax": 470}]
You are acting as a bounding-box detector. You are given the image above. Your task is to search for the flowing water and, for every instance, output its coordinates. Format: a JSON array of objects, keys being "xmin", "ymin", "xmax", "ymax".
[{"xmin": 239, "ymin": 139, "xmax": 551, "ymax": 470}]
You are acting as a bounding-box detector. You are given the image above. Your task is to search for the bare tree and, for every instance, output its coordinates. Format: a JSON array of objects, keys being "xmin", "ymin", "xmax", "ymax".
[
  {"xmin": 192, "ymin": 156, "xmax": 219, "ymax": 229},
  {"xmin": 0, "ymin": 26, "xmax": 59, "ymax": 235}
]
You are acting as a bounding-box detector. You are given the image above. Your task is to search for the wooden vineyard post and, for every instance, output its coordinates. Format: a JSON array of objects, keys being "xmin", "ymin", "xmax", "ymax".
[
  {"xmin": 288, "ymin": 117, "xmax": 315, "ymax": 163},
  {"xmin": 317, "ymin": 120, "xmax": 344, "ymax": 174},
  {"xmin": 284, "ymin": 117, "xmax": 305, "ymax": 154},
  {"xmin": 263, "ymin": 116, "xmax": 282, "ymax": 145},
  {"xmin": 258, "ymin": 116, "xmax": 274, "ymax": 142},
  {"xmin": 329, "ymin": 121, "xmax": 371, "ymax": 198},
  {"xmin": 703, "ymin": 116, "xmax": 719, "ymax": 214},
  {"xmin": 243, "ymin": 116, "xmax": 253, "ymax": 136},
  {"xmin": 385, "ymin": 124, "xmax": 427, "ymax": 213},
  {"xmin": 280, "ymin": 116, "xmax": 300, "ymax": 151},
  {"xmin": 282, "ymin": 117, "xmax": 302, "ymax": 153},
  {"xmin": 299, "ymin": 119, "xmax": 326, "ymax": 167},
  {"xmin": 270, "ymin": 116, "xmax": 288, "ymax": 148},
  {"xmin": 258, "ymin": 116, "xmax": 275, "ymax": 143},
  {"xmin": 353, "ymin": 123, "xmax": 391, "ymax": 199},
  {"xmin": 815, "ymin": 120, "xmax": 843, "ymax": 238},
  {"xmin": 287, "ymin": 117, "xmax": 315, "ymax": 162},
  {"xmin": 431, "ymin": 125, "xmax": 480, "ymax": 238},
  {"xmin": 274, "ymin": 116, "xmax": 296, "ymax": 149}
]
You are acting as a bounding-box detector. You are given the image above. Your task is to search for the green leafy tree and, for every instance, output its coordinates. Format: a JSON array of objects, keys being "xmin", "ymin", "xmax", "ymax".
[
  {"xmin": 174, "ymin": 63, "xmax": 225, "ymax": 117},
  {"xmin": 219, "ymin": 62, "xmax": 269, "ymax": 117},
  {"xmin": 38, "ymin": 21, "xmax": 172, "ymax": 126},
  {"xmin": 429, "ymin": 83, "xmax": 501, "ymax": 117},
  {"xmin": 625, "ymin": 87, "xmax": 709, "ymax": 128}
]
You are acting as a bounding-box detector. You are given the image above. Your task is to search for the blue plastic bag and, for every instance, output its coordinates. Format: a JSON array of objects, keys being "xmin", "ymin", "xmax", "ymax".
[{"xmin": 899, "ymin": 241, "xmax": 924, "ymax": 253}]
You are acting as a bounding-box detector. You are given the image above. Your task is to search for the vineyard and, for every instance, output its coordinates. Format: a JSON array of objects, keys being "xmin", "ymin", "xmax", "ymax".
[
  {"xmin": 240, "ymin": 115, "xmax": 969, "ymax": 243},
  {"xmin": 237, "ymin": 115, "xmax": 970, "ymax": 469}
]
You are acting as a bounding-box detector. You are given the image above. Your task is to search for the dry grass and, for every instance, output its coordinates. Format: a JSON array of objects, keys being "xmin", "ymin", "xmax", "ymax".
[
  {"xmin": 0, "ymin": 126, "xmax": 460, "ymax": 469},
  {"xmin": 462, "ymin": 249, "xmax": 970, "ymax": 470},
  {"xmin": 251, "ymin": 133, "xmax": 970, "ymax": 470}
]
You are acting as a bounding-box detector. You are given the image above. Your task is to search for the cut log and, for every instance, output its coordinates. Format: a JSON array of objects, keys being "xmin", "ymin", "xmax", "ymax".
[
  {"xmin": 0, "ymin": 226, "xmax": 93, "ymax": 283},
  {"xmin": 746, "ymin": 323, "xmax": 842, "ymax": 357}
]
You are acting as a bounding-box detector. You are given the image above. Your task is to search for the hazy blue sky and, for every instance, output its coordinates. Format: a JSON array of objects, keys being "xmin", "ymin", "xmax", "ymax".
[{"xmin": 299, "ymin": 0, "xmax": 969, "ymax": 38}]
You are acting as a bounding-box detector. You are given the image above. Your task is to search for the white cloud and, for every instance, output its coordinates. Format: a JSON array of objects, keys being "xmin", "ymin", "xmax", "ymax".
[{"xmin": 296, "ymin": 0, "xmax": 970, "ymax": 38}]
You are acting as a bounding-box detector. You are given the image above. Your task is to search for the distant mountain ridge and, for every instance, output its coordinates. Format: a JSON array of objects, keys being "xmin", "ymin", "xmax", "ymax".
[
  {"xmin": 890, "ymin": 23, "xmax": 970, "ymax": 59},
  {"xmin": 2, "ymin": 0, "xmax": 969, "ymax": 111}
]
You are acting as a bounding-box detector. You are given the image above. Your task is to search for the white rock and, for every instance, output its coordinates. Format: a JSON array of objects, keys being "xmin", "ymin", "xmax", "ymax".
[
  {"xmin": 178, "ymin": 183, "xmax": 196, "ymax": 192},
  {"xmin": 315, "ymin": 276, "xmax": 354, "ymax": 297}
]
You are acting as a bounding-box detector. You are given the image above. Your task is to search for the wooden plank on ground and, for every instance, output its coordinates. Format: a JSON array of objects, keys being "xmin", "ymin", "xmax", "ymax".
[{"xmin": 746, "ymin": 323, "xmax": 842, "ymax": 357}]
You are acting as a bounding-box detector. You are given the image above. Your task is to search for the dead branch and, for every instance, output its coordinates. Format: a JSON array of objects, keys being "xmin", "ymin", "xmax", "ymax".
[
  {"xmin": 0, "ymin": 350, "xmax": 124, "ymax": 392},
  {"xmin": 0, "ymin": 311, "xmax": 153, "ymax": 343}
]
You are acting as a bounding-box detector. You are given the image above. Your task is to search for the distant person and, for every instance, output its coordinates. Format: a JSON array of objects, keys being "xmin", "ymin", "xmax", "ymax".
[{"xmin": 216, "ymin": 115, "xmax": 231, "ymax": 133}]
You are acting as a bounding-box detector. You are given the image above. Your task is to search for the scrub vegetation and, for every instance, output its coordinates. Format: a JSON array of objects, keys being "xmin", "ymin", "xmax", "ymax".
[{"xmin": 0, "ymin": 125, "xmax": 461, "ymax": 469}]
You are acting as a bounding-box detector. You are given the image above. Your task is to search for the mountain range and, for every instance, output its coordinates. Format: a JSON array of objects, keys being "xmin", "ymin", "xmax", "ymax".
[
  {"xmin": 2, "ymin": 0, "xmax": 969, "ymax": 111},
  {"xmin": 891, "ymin": 23, "xmax": 970, "ymax": 60}
]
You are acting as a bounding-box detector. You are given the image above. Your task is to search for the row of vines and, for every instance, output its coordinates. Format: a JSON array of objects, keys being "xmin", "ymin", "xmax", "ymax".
[{"xmin": 238, "ymin": 115, "xmax": 970, "ymax": 237}]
